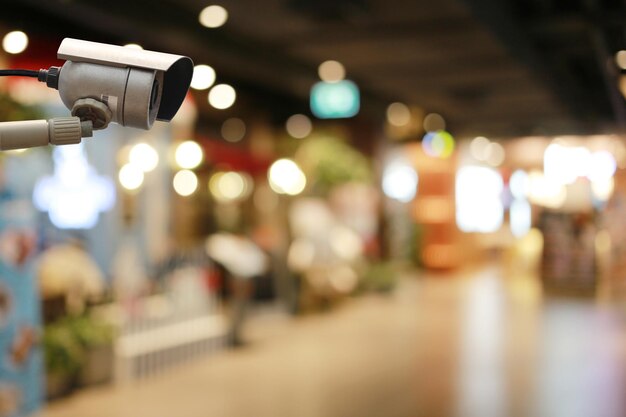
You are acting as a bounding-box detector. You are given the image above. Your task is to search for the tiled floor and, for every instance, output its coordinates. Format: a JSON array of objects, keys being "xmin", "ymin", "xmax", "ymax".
[{"xmin": 43, "ymin": 265, "xmax": 626, "ymax": 417}]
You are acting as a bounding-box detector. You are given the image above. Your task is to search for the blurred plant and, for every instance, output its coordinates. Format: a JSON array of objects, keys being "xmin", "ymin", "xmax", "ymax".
[
  {"xmin": 0, "ymin": 92, "xmax": 43, "ymax": 122},
  {"xmin": 43, "ymin": 314, "xmax": 114, "ymax": 377},
  {"xmin": 66, "ymin": 314, "xmax": 114, "ymax": 349},
  {"xmin": 295, "ymin": 135, "xmax": 372, "ymax": 196},
  {"xmin": 43, "ymin": 322, "xmax": 84, "ymax": 376}
]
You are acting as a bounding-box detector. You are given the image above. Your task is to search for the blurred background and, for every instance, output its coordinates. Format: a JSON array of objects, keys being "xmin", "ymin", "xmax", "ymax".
[{"xmin": 1, "ymin": 1, "xmax": 626, "ymax": 416}]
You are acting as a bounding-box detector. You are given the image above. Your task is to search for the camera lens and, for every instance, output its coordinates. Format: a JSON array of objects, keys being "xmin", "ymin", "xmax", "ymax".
[{"xmin": 150, "ymin": 79, "xmax": 159, "ymax": 111}]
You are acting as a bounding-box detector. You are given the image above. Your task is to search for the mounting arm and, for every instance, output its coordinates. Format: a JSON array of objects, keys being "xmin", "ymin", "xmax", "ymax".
[{"xmin": 0, "ymin": 117, "xmax": 93, "ymax": 151}]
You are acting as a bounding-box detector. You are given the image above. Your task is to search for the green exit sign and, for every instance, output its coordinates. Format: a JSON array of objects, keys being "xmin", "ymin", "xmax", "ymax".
[{"xmin": 310, "ymin": 80, "xmax": 360, "ymax": 119}]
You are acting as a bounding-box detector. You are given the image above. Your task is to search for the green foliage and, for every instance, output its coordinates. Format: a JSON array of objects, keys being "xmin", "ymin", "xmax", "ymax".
[
  {"xmin": 43, "ymin": 314, "xmax": 114, "ymax": 376},
  {"xmin": 295, "ymin": 135, "xmax": 372, "ymax": 196},
  {"xmin": 0, "ymin": 92, "xmax": 43, "ymax": 122},
  {"xmin": 43, "ymin": 323, "xmax": 84, "ymax": 375},
  {"xmin": 67, "ymin": 314, "xmax": 114, "ymax": 348}
]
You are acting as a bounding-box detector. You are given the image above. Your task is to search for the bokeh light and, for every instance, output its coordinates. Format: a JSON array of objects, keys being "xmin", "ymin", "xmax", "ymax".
[
  {"xmin": 124, "ymin": 43, "xmax": 143, "ymax": 50},
  {"xmin": 509, "ymin": 169, "xmax": 529, "ymax": 200},
  {"xmin": 544, "ymin": 143, "xmax": 591, "ymax": 185},
  {"xmin": 191, "ymin": 65, "xmax": 216, "ymax": 90},
  {"xmin": 310, "ymin": 80, "xmax": 360, "ymax": 119},
  {"xmin": 2, "ymin": 31, "xmax": 28, "ymax": 54},
  {"xmin": 173, "ymin": 170, "xmax": 198, "ymax": 196},
  {"xmin": 288, "ymin": 238, "xmax": 315, "ymax": 272},
  {"xmin": 318, "ymin": 60, "xmax": 345, "ymax": 83},
  {"xmin": 221, "ymin": 118, "xmax": 246, "ymax": 142},
  {"xmin": 431, "ymin": 131, "xmax": 455, "ymax": 158},
  {"xmin": 456, "ymin": 166, "xmax": 503, "ymax": 233},
  {"xmin": 588, "ymin": 150, "xmax": 617, "ymax": 183},
  {"xmin": 422, "ymin": 132, "xmax": 437, "ymax": 156},
  {"xmin": 286, "ymin": 114, "xmax": 312, "ymax": 139},
  {"xmin": 382, "ymin": 161, "xmax": 418, "ymax": 202},
  {"xmin": 527, "ymin": 170, "xmax": 567, "ymax": 209},
  {"xmin": 423, "ymin": 113, "xmax": 446, "ymax": 132},
  {"xmin": 129, "ymin": 143, "xmax": 159, "ymax": 172},
  {"xmin": 209, "ymin": 171, "xmax": 251, "ymax": 202},
  {"xmin": 423, "ymin": 130, "xmax": 455, "ymax": 158},
  {"xmin": 386, "ymin": 102, "xmax": 411, "ymax": 127},
  {"xmin": 208, "ymin": 84, "xmax": 236, "ymax": 109},
  {"xmin": 592, "ymin": 177, "xmax": 615, "ymax": 202},
  {"xmin": 485, "ymin": 142, "xmax": 505, "ymax": 166},
  {"xmin": 510, "ymin": 199, "xmax": 532, "ymax": 238},
  {"xmin": 268, "ymin": 159, "xmax": 306, "ymax": 195},
  {"xmin": 329, "ymin": 226, "xmax": 363, "ymax": 261},
  {"xmin": 118, "ymin": 163, "xmax": 144, "ymax": 191},
  {"xmin": 175, "ymin": 140, "xmax": 203, "ymax": 169},
  {"xmin": 470, "ymin": 136, "xmax": 490, "ymax": 161},
  {"xmin": 199, "ymin": 5, "xmax": 228, "ymax": 28}
]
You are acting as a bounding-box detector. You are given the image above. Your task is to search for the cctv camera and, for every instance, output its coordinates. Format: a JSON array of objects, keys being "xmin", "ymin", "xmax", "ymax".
[
  {"xmin": 0, "ymin": 38, "xmax": 193, "ymax": 151},
  {"xmin": 56, "ymin": 38, "xmax": 194, "ymax": 130}
]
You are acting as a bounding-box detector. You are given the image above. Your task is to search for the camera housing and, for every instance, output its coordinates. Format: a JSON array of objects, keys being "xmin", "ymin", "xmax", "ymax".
[{"xmin": 56, "ymin": 38, "xmax": 193, "ymax": 129}]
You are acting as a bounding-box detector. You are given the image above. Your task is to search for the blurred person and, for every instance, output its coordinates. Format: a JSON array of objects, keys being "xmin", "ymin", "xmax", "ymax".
[{"xmin": 205, "ymin": 233, "xmax": 268, "ymax": 346}]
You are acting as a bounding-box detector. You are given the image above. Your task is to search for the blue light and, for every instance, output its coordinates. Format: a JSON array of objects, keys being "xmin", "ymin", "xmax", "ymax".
[
  {"xmin": 510, "ymin": 199, "xmax": 532, "ymax": 238},
  {"xmin": 33, "ymin": 144, "xmax": 115, "ymax": 229},
  {"xmin": 310, "ymin": 80, "xmax": 360, "ymax": 119}
]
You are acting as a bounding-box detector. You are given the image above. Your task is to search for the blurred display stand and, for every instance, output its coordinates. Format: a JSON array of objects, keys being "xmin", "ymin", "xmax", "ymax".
[
  {"xmin": 596, "ymin": 189, "xmax": 626, "ymax": 298},
  {"xmin": 205, "ymin": 233, "xmax": 269, "ymax": 346},
  {"xmin": 408, "ymin": 143, "xmax": 463, "ymax": 270},
  {"xmin": 287, "ymin": 197, "xmax": 367, "ymax": 311},
  {"xmin": 538, "ymin": 211, "xmax": 597, "ymax": 292}
]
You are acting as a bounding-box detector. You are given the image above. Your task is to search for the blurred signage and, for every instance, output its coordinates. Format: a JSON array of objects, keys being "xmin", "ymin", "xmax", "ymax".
[
  {"xmin": 0, "ymin": 199, "xmax": 42, "ymax": 416},
  {"xmin": 310, "ymin": 80, "xmax": 359, "ymax": 119}
]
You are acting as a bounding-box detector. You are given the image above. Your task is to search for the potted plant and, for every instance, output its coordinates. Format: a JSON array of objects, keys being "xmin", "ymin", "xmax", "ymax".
[
  {"xmin": 43, "ymin": 314, "xmax": 114, "ymax": 398},
  {"xmin": 68, "ymin": 314, "xmax": 114, "ymax": 386},
  {"xmin": 43, "ymin": 322, "xmax": 83, "ymax": 399}
]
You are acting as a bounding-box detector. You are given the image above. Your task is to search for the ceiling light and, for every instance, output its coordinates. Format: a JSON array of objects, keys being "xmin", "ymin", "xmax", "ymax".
[
  {"xmin": 209, "ymin": 171, "xmax": 249, "ymax": 202},
  {"xmin": 221, "ymin": 118, "xmax": 246, "ymax": 142},
  {"xmin": 268, "ymin": 159, "xmax": 306, "ymax": 195},
  {"xmin": 173, "ymin": 170, "xmax": 198, "ymax": 196},
  {"xmin": 199, "ymin": 5, "xmax": 228, "ymax": 28},
  {"xmin": 175, "ymin": 140, "xmax": 203, "ymax": 169},
  {"xmin": 286, "ymin": 114, "xmax": 312, "ymax": 138},
  {"xmin": 318, "ymin": 60, "xmax": 345, "ymax": 83},
  {"xmin": 191, "ymin": 64, "xmax": 216, "ymax": 90},
  {"xmin": 2, "ymin": 31, "xmax": 28, "ymax": 54},
  {"xmin": 119, "ymin": 163, "xmax": 144, "ymax": 191},
  {"xmin": 129, "ymin": 143, "xmax": 159, "ymax": 172},
  {"xmin": 485, "ymin": 142, "xmax": 505, "ymax": 167},
  {"xmin": 208, "ymin": 84, "xmax": 236, "ymax": 109},
  {"xmin": 386, "ymin": 102, "xmax": 411, "ymax": 127},
  {"xmin": 423, "ymin": 113, "xmax": 446, "ymax": 132},
  {"xmin": 470, "ymin": 136, "xmax": 490, "ymax": 161}
]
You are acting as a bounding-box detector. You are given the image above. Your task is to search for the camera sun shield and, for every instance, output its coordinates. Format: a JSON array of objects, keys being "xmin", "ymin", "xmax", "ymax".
[{"xmin": 56, "ymin": 38, "xmax": 193, "ymax": 129}]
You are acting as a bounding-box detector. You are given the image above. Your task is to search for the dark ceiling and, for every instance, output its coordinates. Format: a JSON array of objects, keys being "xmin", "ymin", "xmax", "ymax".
[{"xmin": 4, "ymin": 0, "xmax": 626, "ymax": 138}]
